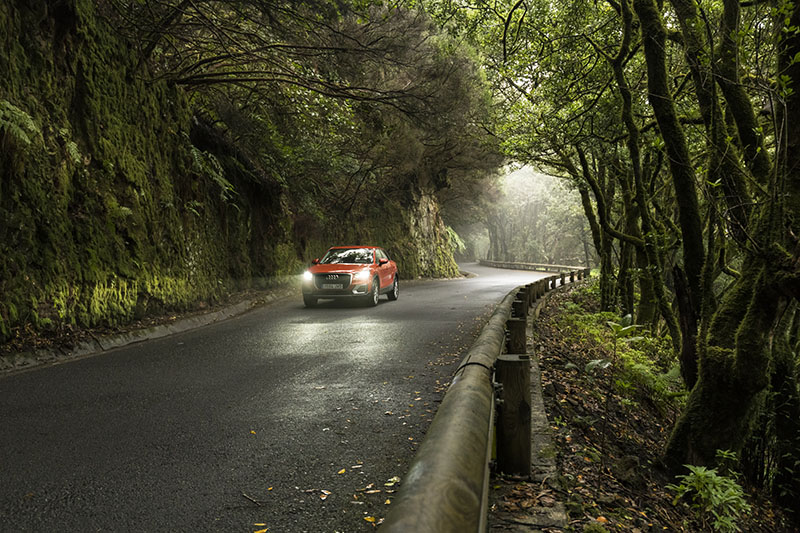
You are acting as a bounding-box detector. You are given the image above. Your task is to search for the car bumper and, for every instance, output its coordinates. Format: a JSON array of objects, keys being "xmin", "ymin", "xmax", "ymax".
[{"xmin": 302, "ymin": 282, "xmax": 370, "ymax": 298}]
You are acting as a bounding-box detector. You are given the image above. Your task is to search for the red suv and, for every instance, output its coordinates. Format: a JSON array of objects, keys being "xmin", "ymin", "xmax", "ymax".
[{"xmin": 302, "ymin": 246, "xmax": 399, "ymax": 307}]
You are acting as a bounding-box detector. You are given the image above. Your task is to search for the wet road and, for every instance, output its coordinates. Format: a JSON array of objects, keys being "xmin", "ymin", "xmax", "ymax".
[{"xmin": 0, "ymin": 263, "xmax": 549, "ymax": 532}]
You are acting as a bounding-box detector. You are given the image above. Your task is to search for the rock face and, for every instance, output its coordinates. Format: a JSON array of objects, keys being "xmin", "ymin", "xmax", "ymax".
[
  {"xmin": 0, "ymin": 1, "xmax": 460, "ymax": 342},
  {"xmin": 403, "ymin": 191, "xmax": 460, "ymax": 278}
]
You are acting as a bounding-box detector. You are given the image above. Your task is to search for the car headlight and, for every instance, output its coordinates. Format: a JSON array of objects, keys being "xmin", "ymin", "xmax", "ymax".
[
  {"xmin": 303, "ymin": 271, "xmax": 313, "ymax": 281},
  {"xmin": 353, "ymin": 269, "xmax": 370, "ymax": 282}
]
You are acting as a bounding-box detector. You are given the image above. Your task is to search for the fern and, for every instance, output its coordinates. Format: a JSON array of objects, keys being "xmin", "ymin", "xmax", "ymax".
[
  {"xmin": 182, "ymin": 132, "xmax": 236, "ymax": 202},
  {"xmin": 66, "ymin": 141, "xmax": 82, "ymax": 164},
  {"xmin": 56, "ymin": 129, "xmax": 83, "ymax": 164},
  {"xmin": 0, "ymin": 100, "xmax": 40, "ymax": 146}
]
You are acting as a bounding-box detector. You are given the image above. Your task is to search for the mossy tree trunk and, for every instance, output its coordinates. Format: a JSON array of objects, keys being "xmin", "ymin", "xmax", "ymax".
[
  {"xmin": 768, "ymin": 306, "xmax": 800, "ymax": 518},
  {"xmin": 665, "ymin": 258, "xmax": 782, "ymax": 467},
  {"xmin": 589, "ymin": 0, "xmax": 677, "ymax": 338},
  {"xmin": 633, "ymin": 0, "xmax": 709, "ymax": 389},
  {"xmin": 662, "ymin": 0, "xmax": 800, "ymax": 469}
]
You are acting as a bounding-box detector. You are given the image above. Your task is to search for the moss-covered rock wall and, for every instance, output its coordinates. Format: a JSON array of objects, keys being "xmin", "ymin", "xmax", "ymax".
[{"xmin": 0, "ymin": 1, "xmax": 298, "ymax": 342}]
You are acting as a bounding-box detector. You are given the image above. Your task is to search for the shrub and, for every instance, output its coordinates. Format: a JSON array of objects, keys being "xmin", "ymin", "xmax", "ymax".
[{"xmin": 666, "ymin": 464, "xmax": 751, "ymax": 533}]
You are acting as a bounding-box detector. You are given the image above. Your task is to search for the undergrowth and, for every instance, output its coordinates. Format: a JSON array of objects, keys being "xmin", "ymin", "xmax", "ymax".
[
  {"xmin": 532, "ymin": 280, "xmax": 789, "ymax": 532},
  {"xmin": 558, "ymin": 282, "xmax": 685, "ymax": 414}
]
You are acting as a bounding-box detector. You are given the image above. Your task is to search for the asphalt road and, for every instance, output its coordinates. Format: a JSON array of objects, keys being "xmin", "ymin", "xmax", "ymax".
[{"xmin": 0, "ymin": 263, "xmax": 549, "ymax": 532}]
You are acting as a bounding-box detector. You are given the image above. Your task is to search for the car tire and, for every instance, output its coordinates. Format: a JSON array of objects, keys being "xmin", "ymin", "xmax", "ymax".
[
  {"xmin": 366, "ymin": 278, "xmax": 380, "ymax": 307},
  {"xmin": 387, "ymin": 276, "xmax": 399, "ymax": 301},
  {"xmin": 303, "ymin": 295, "xmax": 317, "ymax": 307}
]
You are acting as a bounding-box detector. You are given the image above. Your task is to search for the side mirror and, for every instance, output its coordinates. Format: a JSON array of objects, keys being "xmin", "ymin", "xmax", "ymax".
[
  {"xmin": 379, "ymin": 258, "xmax": 389, "ymax": 265},
  {"xmin": 312, "ymin": 258, "xmax": 320, "ymax": 265}
]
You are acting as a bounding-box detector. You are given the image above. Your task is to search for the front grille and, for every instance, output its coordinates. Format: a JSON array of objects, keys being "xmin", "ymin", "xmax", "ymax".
[{"xmin": 313, "ymin": 273, "xmax": 352, "ymax": 289}]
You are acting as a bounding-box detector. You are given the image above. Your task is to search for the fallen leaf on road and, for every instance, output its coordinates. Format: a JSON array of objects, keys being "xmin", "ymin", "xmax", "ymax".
[
  {"xmin": 338, "ymin": 468, "xmax": 346, "ymax": 474},
  {"xmin": 364, "ymin": 516, "xmax": 376, "ymax": 523},
  {"xmin": 385, "ymin": 476, "xmax": 401, "ymax": 486}
]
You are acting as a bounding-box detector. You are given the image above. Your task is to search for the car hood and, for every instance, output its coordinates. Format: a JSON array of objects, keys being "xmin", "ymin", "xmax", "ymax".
[{"xmin": 308, "ymin": 264, "xmax": 371, "ymax": 274}]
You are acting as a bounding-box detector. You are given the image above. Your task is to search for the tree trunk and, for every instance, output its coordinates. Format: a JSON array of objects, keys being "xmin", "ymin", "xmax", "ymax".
[
  {"xmin": 665, "ymin": 262, "xmax": 780, "ymax": 469},
  {"xmin": 715, "ymin": 0, "xmax": 772, "ymax": 183},
  {"xmin": 633, "ymin": 0, "xmax": 705, "ymax": 307},
  {"xmin": 673, "ymin": 265, "xmax": 699, "ymax": 389},
  {"xmin": 769, "ymin": 307, "xmax": 800, "ymax": 520},
  {"xmin": 669, "ymin": 0, "xmax": 752, "ymax": 241},
  {"xmin": 636, "ymin": 246, "xmax": 656, "ymax": 326}
]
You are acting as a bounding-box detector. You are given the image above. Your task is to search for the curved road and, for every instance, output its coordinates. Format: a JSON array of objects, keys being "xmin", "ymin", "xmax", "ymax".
[{"xmin": 0, "ymin": 263, "xmax": 548, "ymax": 532}]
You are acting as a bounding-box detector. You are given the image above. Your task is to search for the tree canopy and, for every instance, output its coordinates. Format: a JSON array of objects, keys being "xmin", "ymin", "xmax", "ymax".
[{"xmin": 418, "ymin": 0, "xmax": 800, "ymax": 521}]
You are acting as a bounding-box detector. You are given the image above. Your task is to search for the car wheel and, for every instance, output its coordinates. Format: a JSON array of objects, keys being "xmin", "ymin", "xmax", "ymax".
[
  {"xmin": 387, "ymin": 276, "xmax": 399, "ymax": 301},
  {"xmin": 367, "ymin": 278, "xmax": 380, "ymax": 307},
  {"xmin": 303, "ymin": 295, "xmax": 317, "ymax": 307}
]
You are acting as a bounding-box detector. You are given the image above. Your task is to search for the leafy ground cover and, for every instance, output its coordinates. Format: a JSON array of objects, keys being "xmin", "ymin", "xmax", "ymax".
[{"xmin": 491, "ymin": 282, "xmax": 792, "ymax": 532}]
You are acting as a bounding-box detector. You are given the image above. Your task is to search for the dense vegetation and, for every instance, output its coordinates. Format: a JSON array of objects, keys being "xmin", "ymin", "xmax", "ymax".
[
  {"xmin": 417, "ymin": 0, "xmax": 800, "ymax": 525},
  {"xmin": 511, "ymin": 282, "xmax": 784, "ymax": 532},
  {"xmin": 0, "ymin": 1, "xmax": 501, "ymax": 346}
]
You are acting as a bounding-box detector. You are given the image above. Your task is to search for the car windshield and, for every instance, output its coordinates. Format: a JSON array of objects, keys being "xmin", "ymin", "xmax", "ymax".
[{"xmin": 320, "ymin": 248, "xmax": 374, "ymax": 264}]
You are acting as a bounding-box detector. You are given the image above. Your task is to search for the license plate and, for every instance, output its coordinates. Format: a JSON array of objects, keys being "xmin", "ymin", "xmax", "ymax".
[{"xmin": 322, "ymin": 284, "xmax": 343, "ymax": 289}]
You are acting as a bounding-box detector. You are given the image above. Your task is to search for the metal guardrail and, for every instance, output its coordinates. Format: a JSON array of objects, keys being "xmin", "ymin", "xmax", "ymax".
[
  {"xmin": 381, "ymin": 290, "xmax": 514, "ymax": 532},
  {"xmin": 381, "ymin": 265, "xmax": 590, "ymax": 532},
  {"xmin": 479, "ymin": 259, "xmax": 591, "ymax": 277}
]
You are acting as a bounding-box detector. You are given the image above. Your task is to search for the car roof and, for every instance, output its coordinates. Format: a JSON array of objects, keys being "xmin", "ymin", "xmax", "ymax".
[{"xmin": 328, "ymin": 245, "xmax": 381, "ymax": 250}]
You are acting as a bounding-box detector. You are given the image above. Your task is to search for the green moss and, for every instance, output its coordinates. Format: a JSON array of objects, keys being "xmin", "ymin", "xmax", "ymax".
[{"xmin": 0, "ymin": 0, "xmax": 287, "ymax": 342}]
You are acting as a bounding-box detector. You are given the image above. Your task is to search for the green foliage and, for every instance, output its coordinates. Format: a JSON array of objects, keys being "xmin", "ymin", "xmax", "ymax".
[
  {"xmin": 606, "ymin": 314, "xmax": 642, "ymax": 342},
  {"xmin": 445, "ymin": 226, "xmax": 466, "ymax": 255},
  {"xmin": 666, "ymin": 460, "xmax": 752, "ymax": 533},
  {"xmin": 183, "ymin": 132, "xmax": 236, "ymax": 203},
  {"xmin": 454, "ymin": 167, "xmax": 589, "ymax": 265},
  {"xmin": 0, "ymin": 99, "xmax": 40, "ymax": 147},
  {"xmin": 555, "ymin": 282, "xmax": 683, "ymax": 410}
]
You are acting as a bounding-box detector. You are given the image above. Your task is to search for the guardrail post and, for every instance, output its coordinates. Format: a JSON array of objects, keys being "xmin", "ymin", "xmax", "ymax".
[
  {"xmin": 495, "ymin": 354, "xmax": 531, "ymax": 476},
  {"xmin": 506, "ymin": 318, "xmax": 526, "ymax": 354},
  {"xmin": 512, "ymin": 296, "xmax": 526, "ymax": 319},
  {"xmin": 560, "ymin": 272, "xmax": 565, "ymax": 286},
  {"xmin": 570, "ymin": 271, "xmax": 575, "ymax": 282}
]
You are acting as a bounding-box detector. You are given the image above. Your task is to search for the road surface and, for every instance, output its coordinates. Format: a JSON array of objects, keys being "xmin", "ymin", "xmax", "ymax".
[{"xmin": 0, "ymin": 263, "xmax": 549, "ymax": 532}]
